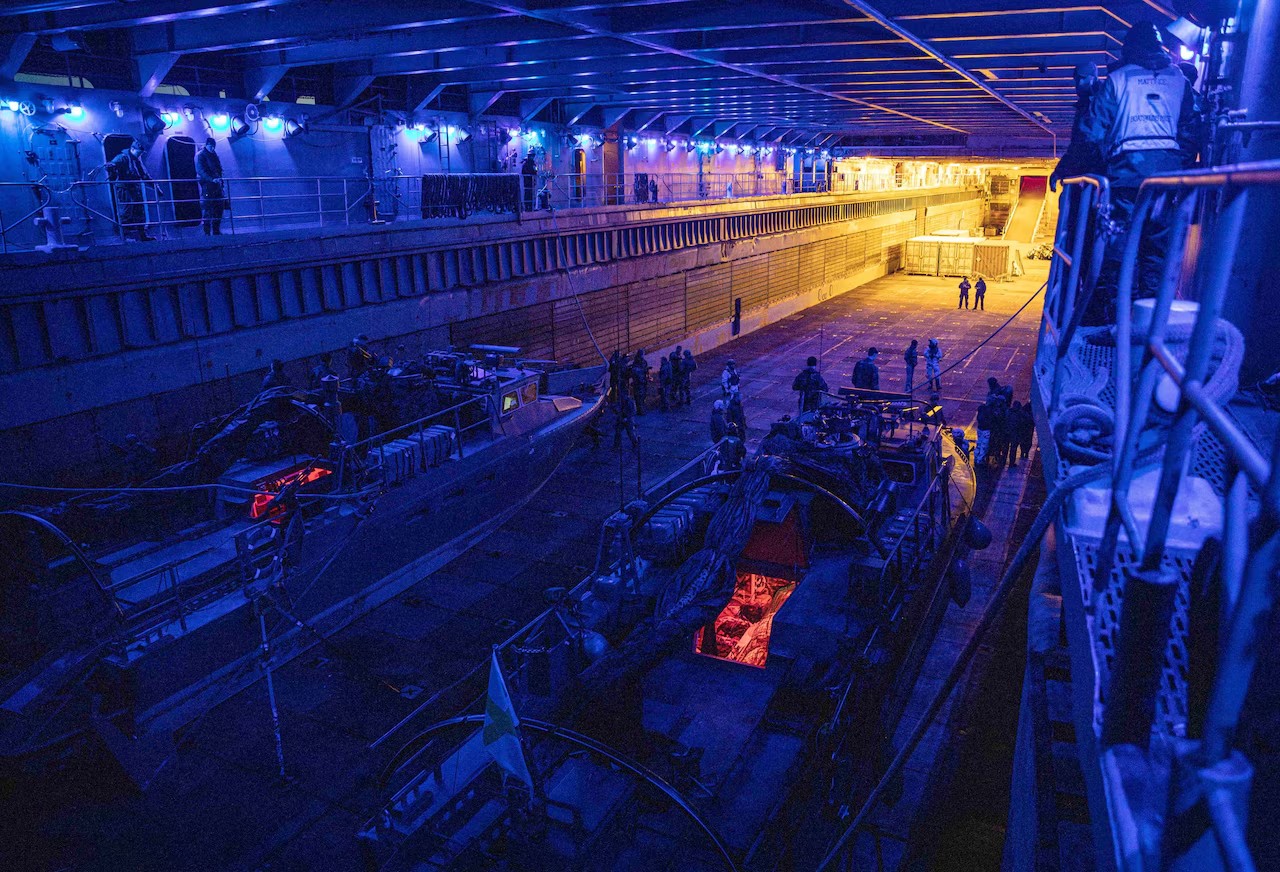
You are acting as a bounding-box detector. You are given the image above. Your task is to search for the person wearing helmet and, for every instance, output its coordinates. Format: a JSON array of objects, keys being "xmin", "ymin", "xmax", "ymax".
[
  {"xmin": 108, "ymin": 137, "xmax": 155, "ymax": 241},
  {"xmin": 1049, "ymin": 62, "xmax": 1105, "ymax": 191},
  {"xmin": 710, "ymin": 399, "xmax": 728, "ymax": 443},
  {"xmin": 1085, "ymin": 21, "xmax": 1201, "ymax": 321}
]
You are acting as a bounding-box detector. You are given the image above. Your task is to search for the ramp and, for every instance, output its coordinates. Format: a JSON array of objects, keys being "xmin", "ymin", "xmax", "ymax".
[{"xmin": 1003, "ymin": 175, "xmax": 1047, "ymax": 244}]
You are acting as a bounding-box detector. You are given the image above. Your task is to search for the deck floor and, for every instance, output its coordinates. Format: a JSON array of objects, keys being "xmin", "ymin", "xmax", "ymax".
[{"xmin": 12, "ymin": 262, "xmax": 1051, "ymax": 871}]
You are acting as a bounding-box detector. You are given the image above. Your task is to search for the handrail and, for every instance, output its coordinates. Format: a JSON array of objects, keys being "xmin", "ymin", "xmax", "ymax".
[
  {"xmin": 874, "ymin": 460, "xmax": 952, "ymax": 609},
  {"xmin": 0, "ymin": 181, "xmax": 52, "ymax": 253},
  {"xmin": 1038, "ymin": 160, "xmax": 1280, "ymax": 872}
]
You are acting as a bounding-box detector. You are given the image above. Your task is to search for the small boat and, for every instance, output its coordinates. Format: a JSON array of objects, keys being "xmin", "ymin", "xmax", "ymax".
[
  {"xmin": 363, "ymin": 392, "xmax": 983, "ymax": 871},
  {"xmin": 0, "ymin": 345, "xmax": 606, "ymax": 774}
]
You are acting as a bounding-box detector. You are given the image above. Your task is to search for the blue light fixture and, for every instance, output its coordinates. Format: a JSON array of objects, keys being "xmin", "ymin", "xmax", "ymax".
[
  {"xmin": 209, "ymin": 113, "xmax": 230, "ymax": 131},
  {"xmin": 3, "ymin": 100, "xmax": 18, "ymax": 112},
  {"xmin": 263, "ymin": 116, "xmax": 283, "ymax": 132},
  {"xmin": 64, "ymin": 103, "xmax": 85, "ymax": 121}
]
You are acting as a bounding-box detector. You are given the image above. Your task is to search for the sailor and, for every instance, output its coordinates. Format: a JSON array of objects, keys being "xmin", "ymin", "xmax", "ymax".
[
  {"xmin": 658, "ymin": 354, "xmax": 673, "ymax": 412},
  {"xmin": 974, "ymin": 276, "xmax": 987, "ymax": 311},
  {"xmin": 989, "ymin": 397, "xmax": 1011, "ymax": 468},
  {"xmin": 720, "ymin": 424, "xmax": 746, "ymax": 470},
  {"xmin": 720, "ymin": 359, "xmax": 741, "ymax": 398},
  {"xmin": 726, "ymin": 391, "xmax": 747, "ymax": 434},
  {"xmin": 520, "ymin": 149, "xmax": 538, "ymax": 212},
  {"xmin": 262, "ymin": 359, "xmax": 289, "ymax": 391},
  {"xmin": 120, "ymin": 433, "xmax": 158, "ymax": 484},
  {"xmin": 975, "ymin": 398, "xmax": 996, "ymax": 466},
  {"xmin": 1008, "ymin": 400, "xmax": 1034, "ymax": 467},
  {"xmin": 951, "ymin": 428, "xmax": 971, "ymax": 462},
  {"xmin": 792, "ymin": 356, "xmax": 828, "ymax": 413},
  {"xmin": 309, "ymin": 352, "xmax": 337, "ymax": 390},
  {"xmin": 924, "ymin": 339, "xmax": 944, "ymax": 392},
  {"xmin": 903, "ymin": 340, "xmax": 919, "ymax": 392},
  {"xmin": 348, "ymin": 334, "xmax": 374, "ymax": 379},
  {"xmin": 107, "ymin": 137, "xmax": 154, "ymax": 242},
  {"xmin": 922, "ymin": 393, "xmax": 947, "ymax": 429},
  {"xmin": 668, "ymin": 349, "xmax": 683, "ymax": 407},
  {"xmin": 613, "ymin": 392, "xmax": 639, "ymax": 450},
  {"xmin": 710, "ymin": 400, "xmax": 728, "ymax": 443},
  {"xmin": 1085, "ymin": 21, "xmax": 1199, "ymax": 319},
  {"xmin": 986, "ymin": 376, "xmax": 1005, "ymax": 405},
  {"xmin": 1049, "ymin": 62, "xmax": 1106, "ymax": 191},
  {"xmin": 679, "ymin": 349, "xmax": 697, "ymax": 405},
  {"xmin": 852, "ymin": 347, "xmax": 880, "ymax": 391},
  {"xmin": 195, "ymin": 137, "xmax": 226, "ymax": 236},
  {"xmin": 630, "ymin": 349, "xmax": 650, "ymax": 415},
  {"xmin": 957, "ymin": 276, "xmax": 971, "ymax": 310}
]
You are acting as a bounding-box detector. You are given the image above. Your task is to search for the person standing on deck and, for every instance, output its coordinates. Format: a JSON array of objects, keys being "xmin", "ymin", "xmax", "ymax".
[
  {"xmin": 975, "ymin": 398, "xmax": 996, "ymax": 466},
  {"xmin": 520, "ymin": 149, "xmax": 538, "ymax": 212},
  {"xmin": 852, "ymin": 348, "xmax": 880, "ymax": 391},
  {"xmin": 792, "ymin": 356, "xmax": 828, "ymax": 413},
  {"xmin": 957, "ymin": 277, "xmax": 971, "ymax": 310},
  {"xmin": 903, "ymin": 340, "xmax": 919, "ymax": 392},
  {"xmin": 721, "ymin": 360, "xmax": 741, "ymax": 398},
  {"xmin": 726, "ymin": 391, "xmax": 747, "ymax": 435},
  {"xmin": 974, "ymin": 276, "xmax": 987, "ymax": 311},
  {"xmin": 679, "ymin": 350, "xmax": 697, "ymax": 406},
  {"xmin": 630, "ymin": 350, "xmax": 651, "ymax": 416},
  {"xmin": 924, "ymin": 339, "xmax": 944, "ymax": 392},
  {"xmin": 710, "ymin": 400, "xmax": 728, "ymax": 443},
  {"xmin": 658, "ymin": 354, "xmax": 673, "ymax": 412}
]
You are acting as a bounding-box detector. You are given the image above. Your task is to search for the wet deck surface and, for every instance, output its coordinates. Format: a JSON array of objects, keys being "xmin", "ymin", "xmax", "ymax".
[{"xmin": 16, "ymin": 262, "xmax": 1050, "ymax": 871}]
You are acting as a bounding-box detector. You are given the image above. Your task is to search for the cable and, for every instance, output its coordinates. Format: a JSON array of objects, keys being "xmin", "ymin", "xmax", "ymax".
[
  {"xmin": 912, "ymin": 279, "xmax": 1047, "ymax": 396},
  {"xmin": 0, "ymin": 480, "xmax": 377, "ymax": 500},
  {"xmin": 545, "ymin": 204, "xmax": 609, "ymax": 365}
]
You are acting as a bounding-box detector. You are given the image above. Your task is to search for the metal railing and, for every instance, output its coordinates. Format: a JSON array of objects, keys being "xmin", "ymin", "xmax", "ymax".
[
  {"xmin": 345, "ymin": 392, "xmax": 497, "ymax": 489},
  {"xmin": 63, "ymin": 175, "xmax": 374, "ymax": 243},
  {"xmin": 0, "ymin": 166, "xmax": 982, "ymax": 254},
  {"xmin": 1039, "ymin": 164, "xmax": 1280, "ymax": 872},
  {"xmin": 0, "ymin": 181, "xmax": 52, "ymax": 253}
]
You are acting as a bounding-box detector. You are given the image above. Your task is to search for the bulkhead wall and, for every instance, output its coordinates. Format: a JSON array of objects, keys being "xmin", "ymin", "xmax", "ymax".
[{"xmin": 0, "ymin": 189, "xmax": 982, "ymax": 485}]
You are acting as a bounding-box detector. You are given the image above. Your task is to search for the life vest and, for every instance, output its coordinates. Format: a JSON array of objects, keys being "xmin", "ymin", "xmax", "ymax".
[{"xmin": 1108, "ymin": 63, "xmax": 1186, "ymax": 156}]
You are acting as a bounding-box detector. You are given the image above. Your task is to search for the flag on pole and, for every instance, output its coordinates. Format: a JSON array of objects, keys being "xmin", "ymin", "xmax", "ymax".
[{"xmin": 482, "ymin": 649, "xmax": 534, "ymax": 790}]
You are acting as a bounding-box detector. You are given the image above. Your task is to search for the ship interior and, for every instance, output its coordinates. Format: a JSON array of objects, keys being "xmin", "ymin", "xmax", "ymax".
[{"xmin": 2, "ymin": 2, "xmax": 1279, "ymax": 871}]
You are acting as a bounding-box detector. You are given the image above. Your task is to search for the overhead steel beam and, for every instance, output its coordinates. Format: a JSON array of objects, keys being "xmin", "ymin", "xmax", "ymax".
[
  {"xmin": 136, "ymin": 52, "xmax": 179, "ymax": 98},
  {"xmin": 0, "ymin": 32, "xmax": 35, "ymax": 80},
  {"xmin": 0, "ymin": 0, "xmax": 292, "ymax": 36},
  {"xmin": 129, "ymin": 3, "xmax": 514, "ymax": 56},
  {"xmin": 837, "ymin": 0, "xmax": 1053, "ymax": 135},
  {"xmin": 463, "ymin": 0, "xmax": 969, "ymax": 135},
  {"xmin": 244, "ymin": 65, "xmax": 290, "ymax": 104},
  {"xmin": 237, "ymin": 23, "xmax": 593, "ymax": 70},
  {"xmin": 519, "ymin": 96, "xmax": 556, "ymax": 123},
  {"xmin": 469, "ymin": 89, "xmax": 507, "ymax": 116},
  {"xmin": 632, "ymin": 111, "xmax": 664, "ymax": 132}
]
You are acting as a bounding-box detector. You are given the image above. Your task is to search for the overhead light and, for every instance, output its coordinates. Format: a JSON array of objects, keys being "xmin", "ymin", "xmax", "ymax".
[
  {"xmin": 109, "ymin": 100, "xmax": 124, "ymax": 118},
  {"xmin": 230, "ymin": 115, "xmax": 251, "ymax": 137},
  {"xmin": 182, "ymin": 106, "xmax": 195, "ymax": 121},
  {"xmin": 3, "ymin": 100, "xmax": 17, "ymax": 112},
  {"xmin": 263, "ymin": 116, "xmax": 283, "ymax": 132},
  {"xmin": 63, "ymin": 102, "xmax": 85, "ymax": 121},
  {"xmin": 727, "ymin": 144, "xmax": 738, "ymax": 153},
  {"xmin": 664, "ymin": 138, "xmax": 676, "ymax": 152},
  {"xmin": 209, "ymin": 112, "xmax": 230, "ymax": 130},
  {"xmin": 643, "ymin": 137, "xmax": 656, "ymax": 146},
  {"xmin": 455, "ymin": 127, "xmax": 472, "ymax": 143},
  {"xmin": 508, "ymin": 128, "xmax": 520, "ymax": 139},
  {"xmin": 626, "ymin": 135, "xmax": 637, "ymax": 149},
  {"xmin": 160, "ymin": 110, "xmax": 181, "ymax": 128},
  {"xmin": 284, "ymin": 117, "xmax": 307, "ymax": 138},
  {"xmin": 1179, "ymin": 45, "xmax": 1196, "ymax": 61}
]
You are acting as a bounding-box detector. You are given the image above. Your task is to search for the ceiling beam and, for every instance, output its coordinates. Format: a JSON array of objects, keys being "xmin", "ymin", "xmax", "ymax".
[
  {"xmin": 136, "ymin": 52, "xmax": 179, "ymax": 98},
  {"xmin": 0, "ymin": 32, "xmax": 35, "ymax": 80},
  {"xmin": 464, "ymin": 0, "xmax": 968, "ymax": 135},
  {"xmin": 837, "ymin": 0, "xmax": 1053, "ymax": 136}
]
